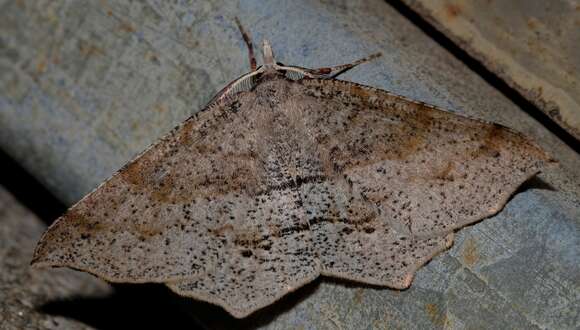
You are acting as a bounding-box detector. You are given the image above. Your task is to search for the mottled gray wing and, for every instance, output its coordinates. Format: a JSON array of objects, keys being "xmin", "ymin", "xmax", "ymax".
[
  {"xmin": 300, "ymin": 179, "xmax": 454, "ymax": 288},
  {"xmin": 31, "ymin": 89, "xmax": 320, "ymax": 312},
  {"xmin": 293, "ymin": 78, "xmax": 551, "ymax": 286},
  {"xmin": 166, "ymin": 188, "xmax": 319, "ymax": 318}
]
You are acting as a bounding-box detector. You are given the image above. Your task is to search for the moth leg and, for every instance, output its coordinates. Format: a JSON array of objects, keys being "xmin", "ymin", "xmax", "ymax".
[
  {"xmin": 234, "ymin": 17, "xmax": 257, "ymax": 71},
  {"xmin": 306, "ymin": 52, "xmax": 382, "ymax": 79}
]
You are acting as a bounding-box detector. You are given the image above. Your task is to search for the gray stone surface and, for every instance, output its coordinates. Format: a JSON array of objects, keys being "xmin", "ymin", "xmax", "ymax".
[
  {"xmin": 0, "ymin": 187, "xmax": 111, "ymax": 330},
  {"xmin": 0, "ymin": 0, "xmax": 579, "ymax": 328}
]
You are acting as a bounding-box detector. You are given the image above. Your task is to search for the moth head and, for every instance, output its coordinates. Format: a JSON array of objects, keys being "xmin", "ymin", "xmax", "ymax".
[
  {"xmin": 261, "ymin": 39, "xmax": 276, "ymax": 68},
  {"xmin": 258, "ymin": 40, "xmax": 309, "ymax": 80}
]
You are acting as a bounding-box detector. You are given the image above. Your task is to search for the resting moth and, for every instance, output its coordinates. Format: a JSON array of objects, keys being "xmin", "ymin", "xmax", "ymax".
[{"xmin": 32, "ymin": 20, "xmax": 552, "ymax": 318}]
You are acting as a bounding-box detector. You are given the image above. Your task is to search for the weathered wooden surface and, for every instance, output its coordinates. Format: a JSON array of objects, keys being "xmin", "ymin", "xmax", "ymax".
[
  {"xmin": 0, "ymin": 187, "xmax": 110, "ymax": 330},
  {"xmin": 402, "ymin": 0, "xmax": 580, "ymax": 141},
  {"xmin": 1, "ymin": 0, "xmax": 579, "ymax": 328}
]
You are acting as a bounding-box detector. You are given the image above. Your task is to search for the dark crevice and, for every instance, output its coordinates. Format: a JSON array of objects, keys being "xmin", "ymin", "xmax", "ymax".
[
  {"xmin": 178, "ymin": 277, "xmax": 322, "ymax": 329},
  {"xmin": 39, "ymin": 284, "xmax": 201, "ymax": 330},
  {"xmin": 0, "ymin": 148, "xmax": 65, "ymax": 224},
  {"xmin": 385, "ymin": 0, "xmax": 580, "ymax": 154}
]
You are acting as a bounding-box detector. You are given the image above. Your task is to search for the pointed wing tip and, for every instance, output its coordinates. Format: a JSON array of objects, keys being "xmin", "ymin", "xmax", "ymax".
[
  {"xmin": 29, "ymin": 247, "xmax": 55, "ymax": 269},
  {"xmin": 400, "ymin": 275, "xmax": 414, "ymax": 289},
  {"xmin": 29, "ymin": 256, "xmax": 42, "ymax": 268},
  {"xmin": 165, "ymin": 282, "xmax": 260, "ymax": 319},
  {"xmin": 30, "ymin": 232, "xmax": 70, "ymax": 270},
  {"xmin": 523, "ymin": 136, "xmax": 557, "ymax": 168},
  {"xmin": 535, "ymin": 146, "xmax": 558, "ymax": 166},
  {"xmin": 30, "ymin": 243, "xmax": 46, "ymax": 267},
  {"xmin": 229, "ymin": 307, "xmax": 256, "ymax": 319},
  {"xmin": 401, "ymin": 233, "xmax": 455, "ymax": 289},
  {"xmin": 29, "ymin": 255, "xmax": 54, "ymax": 269}
]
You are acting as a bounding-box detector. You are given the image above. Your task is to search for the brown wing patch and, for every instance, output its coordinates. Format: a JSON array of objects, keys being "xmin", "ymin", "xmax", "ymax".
[{"xmin": 299, "ymin": 78, "xmax": 550, "ymax": 239}]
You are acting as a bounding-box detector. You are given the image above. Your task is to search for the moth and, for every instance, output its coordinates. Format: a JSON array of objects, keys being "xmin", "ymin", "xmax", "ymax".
[{"xmin": 32, "ymin": 20, "xmax": 552, "ymax": 318}]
